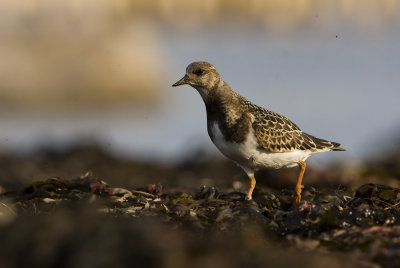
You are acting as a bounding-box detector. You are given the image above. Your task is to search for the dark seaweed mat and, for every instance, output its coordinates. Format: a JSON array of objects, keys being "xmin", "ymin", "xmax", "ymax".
[{"xmin": 1, "ymin": 174, "xmax": 400, "ymax": 267}]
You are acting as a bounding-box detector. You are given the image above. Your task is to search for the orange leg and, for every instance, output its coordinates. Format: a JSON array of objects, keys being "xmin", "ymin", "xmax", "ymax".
[
  {"xmin": 246, "ymin": 174, "xmax": 256, "ymax": 200},
  {"xmin": 292, "ymin": 161, "xmax": 306, "ymax": 206}
]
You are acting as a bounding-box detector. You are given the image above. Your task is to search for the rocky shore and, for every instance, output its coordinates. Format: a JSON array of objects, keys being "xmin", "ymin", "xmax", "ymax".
[{"xmin": 1, "ymin": 146, "xmax": 399, "ymax": 267}]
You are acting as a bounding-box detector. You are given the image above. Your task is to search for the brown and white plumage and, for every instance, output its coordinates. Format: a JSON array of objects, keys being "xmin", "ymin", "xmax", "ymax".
[
  {"xmin": 248, "ymin": 102, "xmax": 345, "ymax": 153},
  {"xmin": 172, "ymin": 61, "xmax": 345, "ymax": 206}
]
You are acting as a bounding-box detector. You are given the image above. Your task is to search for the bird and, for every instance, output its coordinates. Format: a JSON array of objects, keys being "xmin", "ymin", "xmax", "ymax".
[{"xmin": 172, "ymin": 61, "xmax": 346, "ymax": 206}]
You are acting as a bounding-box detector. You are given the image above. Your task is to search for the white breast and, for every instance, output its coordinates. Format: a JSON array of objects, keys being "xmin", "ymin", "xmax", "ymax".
[{"xmin": 210, "ymin": 122, "xmax": 313, "ymax": 170}]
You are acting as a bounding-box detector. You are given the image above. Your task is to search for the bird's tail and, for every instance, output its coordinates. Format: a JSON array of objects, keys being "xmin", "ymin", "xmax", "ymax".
[
  {"xmin": 305, "ymin": 133, "xmax": 346, "ymax": 151},
  {"xmin": 330, "ymin": 141, "xmax": 346, "ymax": 151}
]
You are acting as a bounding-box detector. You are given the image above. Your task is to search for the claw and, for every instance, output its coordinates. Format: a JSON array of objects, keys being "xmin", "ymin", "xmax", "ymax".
[
  {"xmin": 292, "ymin": 185, "xmax": 303, "ymax": 207},
  {"xmin": 245, "ymin": 195, "xmax": 252, "ymax": 201}
]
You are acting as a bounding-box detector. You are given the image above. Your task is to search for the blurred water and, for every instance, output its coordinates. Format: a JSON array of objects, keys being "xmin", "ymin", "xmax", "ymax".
[{"xmin": 1, "ymin": 1, "xmax": 400, "ymax": 165}]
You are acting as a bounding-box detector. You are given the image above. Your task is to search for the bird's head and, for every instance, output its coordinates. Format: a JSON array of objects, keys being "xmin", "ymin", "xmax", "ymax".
[{"xmin": 172, "ymin": 62, "xmax": 223, "ymax": 100}]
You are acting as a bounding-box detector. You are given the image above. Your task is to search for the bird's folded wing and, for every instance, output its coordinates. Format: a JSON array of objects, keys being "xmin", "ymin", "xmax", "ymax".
[{"xmin": 252, "ymin": 110, "xmax": 322, "ymax": 153}]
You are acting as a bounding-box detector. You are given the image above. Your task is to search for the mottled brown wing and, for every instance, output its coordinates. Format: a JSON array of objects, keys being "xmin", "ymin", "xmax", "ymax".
[
  {"xmin": 251, "ymin": 108, "xmax": 320, "ymax": 153},
  {"xmin": 241, "ymin": 98, "xmax": 344, "ymax": 152}
]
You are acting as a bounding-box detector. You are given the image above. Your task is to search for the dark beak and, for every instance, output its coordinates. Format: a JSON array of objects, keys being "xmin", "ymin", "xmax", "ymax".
[{"xmin": 172, "ymin": 75, "xmax": 188, "ymax": 87}]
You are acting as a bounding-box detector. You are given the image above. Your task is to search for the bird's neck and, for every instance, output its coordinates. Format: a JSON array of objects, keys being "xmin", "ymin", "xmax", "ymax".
[
  {"xmin": 197, "ymin": 80, "xmax": 236, "ymax": 106},
  {"xmin": 203, "ymin": 82, "xmax": 251, "ymax": 144},
  {"xmin": 203, "ymin": 81, "xmax": 243, "ymax": 123}
]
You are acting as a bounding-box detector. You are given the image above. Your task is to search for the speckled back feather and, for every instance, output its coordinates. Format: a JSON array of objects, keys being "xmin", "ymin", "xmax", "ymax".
[{"xmin": 238, "ymin": 97, "xmax": 345, "ymax": 153}]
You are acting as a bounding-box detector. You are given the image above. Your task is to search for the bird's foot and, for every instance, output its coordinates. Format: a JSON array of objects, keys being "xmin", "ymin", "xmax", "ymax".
[
  {"xmin": 245, "ymin": 195, "xmax": 252, "ymax": 201},
  {"xmin": 292, "ymin": 185, "xmax": 304, "ymax": 207},
  {"xmin": 292, "ymin": 195, "xmax": 301, "ymax": 207}
]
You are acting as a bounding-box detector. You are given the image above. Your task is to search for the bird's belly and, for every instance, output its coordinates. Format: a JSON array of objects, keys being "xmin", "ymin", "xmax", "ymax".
[
  {"xmin": 210, "ymin": 122, "xmax": 311, "ymax": 169},
  {"xmin": 250, "ymin": 150, "xmax": 312, "ymax": 169}
]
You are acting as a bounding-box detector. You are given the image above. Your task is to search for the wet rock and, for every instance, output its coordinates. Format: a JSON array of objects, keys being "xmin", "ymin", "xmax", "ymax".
[
  {"xmin": 195, "ymin": 185, "xmax": 220, "ymax": 200},
  {"xmin": 215, "ymin": 207, "xmax": 233, "ymax": 222},
  {"xmin": 112, "ymin": 188, "xmax": 132, "ymax": 196},
  {"xmin": 148, "ymin": 184, "xmax": 163, "ymax": 196},
  {"xmin": 3, "ymin": 174, "xmax": 400, "ymax": 267},
  {"xmin": 355, "ymin": 184, "xmax": 400, "ymax": 206},
  {"xmin": 0, "ymin": 202, "xmax": 16, "ymax": 225},
  {"xmin": 221, "ymin": 192, "xmax": 246, "ymax": 201}
]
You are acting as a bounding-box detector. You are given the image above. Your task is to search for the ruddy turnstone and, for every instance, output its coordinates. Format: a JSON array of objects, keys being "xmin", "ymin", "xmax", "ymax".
[{"xmin": 172, "ymin": 61, "xmax": 346, "ymax": 206}]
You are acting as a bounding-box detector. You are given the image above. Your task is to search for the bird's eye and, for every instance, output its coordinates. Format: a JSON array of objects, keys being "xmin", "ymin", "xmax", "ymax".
[{"xmin": 193, "ymin": 69, "xmax": 204, "ymax": 75}]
